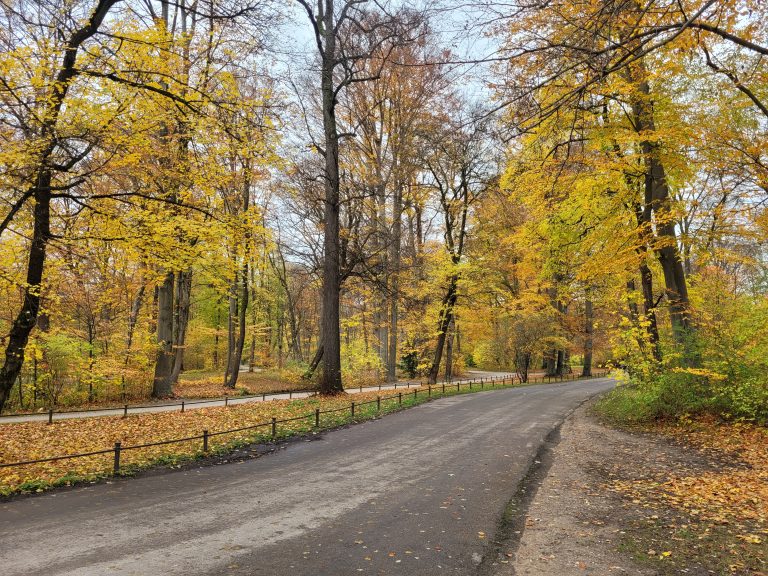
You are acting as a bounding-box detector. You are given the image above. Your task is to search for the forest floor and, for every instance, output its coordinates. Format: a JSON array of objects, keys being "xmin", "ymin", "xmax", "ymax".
[{"xmin": 502, "ymin": 401, "xmax": 767, "ymax": 576}]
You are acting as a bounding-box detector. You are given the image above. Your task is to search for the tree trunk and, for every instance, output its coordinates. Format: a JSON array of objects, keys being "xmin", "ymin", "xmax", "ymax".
[
  {"xmin": 387, "ymin": 185, "xmax": 402, "ymax": 383},
  {"xmin": 224, "ymin": 273, "xmax": 237, "ymax": 386},
  {"xmin": 152, "ymin": 271, "xmax": 175, "ymax": 397},
  {"xmin": 249, "ymin": 257, "xmax": 257, "ymax": 371},
  {"xmin": 639, "ymin": 261, "xmax": 661, "ymax": 360},
  {"xmin": 225, "ymin": 261, "xmax": 249, "ymax": 389},
  {"xmin": 170, "ymin": 268, "xmax": 192, "ymax": 385},
  {"xmin": 277, "ymin": 308, "xmax": 284, "ymax": 371},
  {"xmin": 516, "ymin": 351, "xmax": 531, "ymax": 383},
  {"xmin": 582, "ymin": 297, "xmax": 593, "ymax": 377},
  {"xmin": 375, "ymin": 182, "xmax": 389, "ymax": 371},
  {"xmin": 428, "ymin": 275, "xmax": 458, "ymax": 384},
  {"xmin": 0, "ymin": 0, "xmax": 117, "ymax": 413},
  {"xmin": 274, "ymin": 249, "xmax": 302, "ymax": 361},
  {"xmin": 555, "ymin": 350, "xmax": 565, "ymax": 376},
  {"xmin": 213, "ymin": 300, "xmax": 221, "ymax": 369},
  {"xmin": 544, "ymin": 350, "xmax": 557, "ymax": 376},
  {"xmin": 444, "ymin": 316, "xmax": 455, "ymax": 382},
  {"xmin": 0, "ymin": 172, "xmax": 52, "ymax": 412},
  {"xmin": 630, "ymin": 63, "xmax": 693, "ymax": 352},
  {"xmin": 304, "ymin": 344, "xmax": 324, "ymax": 380},
  {"xmin": 318, "ymin": 14, "xmax": 344, "ymax": 394},
  {"xmin": 126, "ymin": 286, "xmax": 145, "ymax": 353},
  {"xmin": 375, "ymin": 302, "xmax": 388, "ymax": 372}
]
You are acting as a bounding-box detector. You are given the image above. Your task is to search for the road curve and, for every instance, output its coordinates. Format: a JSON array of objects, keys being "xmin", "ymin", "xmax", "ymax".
[{"xmin": 0, "ymin": 378, "xmax": 614, "ymax": 576}]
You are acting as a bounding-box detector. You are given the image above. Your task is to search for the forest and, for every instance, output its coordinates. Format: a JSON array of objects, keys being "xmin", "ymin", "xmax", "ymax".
[{"xmin": 0, "ymin": 0, "xmax": 766, "ymax": 423}]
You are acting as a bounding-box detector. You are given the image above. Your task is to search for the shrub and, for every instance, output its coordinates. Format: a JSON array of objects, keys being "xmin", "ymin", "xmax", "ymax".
[
  {"xmin": 597, "ymin": 369, "xmax": 768, "ymax": 425},
  {"xmin": 398, "ymin": 351, "xmax": 419, "ymax": 378}
]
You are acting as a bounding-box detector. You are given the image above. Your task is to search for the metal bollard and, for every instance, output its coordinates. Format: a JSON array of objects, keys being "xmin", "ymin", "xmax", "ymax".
[
  {"xmin": 351, "ymin": 402, "xmax": 355, "ymax": 417},
  {"xmin": 113, "ymin": 442, "xmax": 121, "ymax": 473},
  {"xmin": 315, "ymin": 408, "xmax": 320, "ymax": 427},
  {"xmin": 123, "ymin": 404, "xmax": 128, "ymax": 418},
  {"xmin": 428, "ymin": 385, "xmax": 432, "ymax": 397},
  {"xmin": 48, "ymin": 409, "xmax": 53, "ymax": 424},
  {"xmin": 203, "ymin": 430, "xmax": 209, "ymax": 452},
  {"xmin": 225, "ymin": 395, "xmax": 228, "ymax": 407},
  {"xmin": 181, "ymin": 401, "xmax": 185, "ymax": 413},
  {"xmin": 377, "ymin": 396, "xmax": 381, "ymax": 411},
  {"xmin": 398, "ymin": 392, "xmax": 402, "ymax": 405},
  {"xmin": 413, "ymin": 389, "xmax": 417, "ymax": 401},
  {"xmin": 442, "ymin": 383, "xmax": 445, "ymax": 393},
  {"xmin": 271, "ymin": 417, "xmax": 277, "ymax": 437}
]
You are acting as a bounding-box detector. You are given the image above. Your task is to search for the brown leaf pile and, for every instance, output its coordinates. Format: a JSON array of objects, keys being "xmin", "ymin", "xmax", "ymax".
[
  {"xmin": 612, "ymin": 418, "xmax": 768, "ymax": 532},
  {"xmin": 174, "ymin": 373, "xmax": 308, "ymax": 399}
]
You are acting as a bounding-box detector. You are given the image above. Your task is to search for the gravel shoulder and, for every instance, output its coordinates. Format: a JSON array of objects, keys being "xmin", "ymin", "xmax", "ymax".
[{"xmin": 494, "ymin": 399, "xmax": 730, "ymax": 576}]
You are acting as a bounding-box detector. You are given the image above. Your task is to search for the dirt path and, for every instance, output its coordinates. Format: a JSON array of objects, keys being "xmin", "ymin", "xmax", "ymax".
[{"xmin": 491, "ymin": 400, "xmax": 753, "ymax": 576}]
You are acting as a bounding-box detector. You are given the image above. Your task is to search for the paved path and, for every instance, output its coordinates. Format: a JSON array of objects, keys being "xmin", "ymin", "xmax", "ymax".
[
  {"xmin": 0, "ymin": 371, "xmax": 512, "ymax": 423},
  {"xmin": 0, "ymin": 377, "xmax": 614, "ymax": 576}
]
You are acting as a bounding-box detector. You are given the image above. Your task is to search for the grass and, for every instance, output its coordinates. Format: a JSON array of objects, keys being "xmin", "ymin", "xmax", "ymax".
[{"xmin": 617, "ymin": 514, "xmax": 767, "ymax": 575}]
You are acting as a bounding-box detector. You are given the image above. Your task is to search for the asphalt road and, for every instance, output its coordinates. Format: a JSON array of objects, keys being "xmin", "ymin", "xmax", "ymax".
[{"xmin": 0, "ymin": 377, "xmax": 614, "ymax": 576}]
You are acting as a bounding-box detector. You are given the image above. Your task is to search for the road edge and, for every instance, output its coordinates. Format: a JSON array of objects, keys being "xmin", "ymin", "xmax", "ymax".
[{"xmin": 478, "ymin": 389, "xmax": 610, "ymax": 575}]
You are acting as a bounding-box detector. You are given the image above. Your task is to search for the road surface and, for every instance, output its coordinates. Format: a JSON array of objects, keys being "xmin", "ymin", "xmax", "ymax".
[{"xmin": 0, "ymin": 377, "xmax": 614, "ymax": 576}]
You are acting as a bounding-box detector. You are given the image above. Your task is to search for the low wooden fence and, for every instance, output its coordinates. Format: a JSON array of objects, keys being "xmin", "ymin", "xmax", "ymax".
[{"xmin": 0, "ymin": 370, "xmax": 609, "ymax": 479}]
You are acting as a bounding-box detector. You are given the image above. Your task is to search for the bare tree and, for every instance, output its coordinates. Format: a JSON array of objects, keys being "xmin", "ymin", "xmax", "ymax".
[{"xmin": 295, "ymin": 0, "xmax": 421, "ymax": 393}]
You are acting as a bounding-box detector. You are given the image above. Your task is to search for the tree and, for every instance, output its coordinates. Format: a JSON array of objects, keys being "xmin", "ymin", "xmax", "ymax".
[
  {"xmin": 295, "ymin": 0, "xmax": 420, "ymax": 393},
  {"xmin": 338, "ymin": 25, "xmax": 447, "ymax": 381},
  {"xmin": 422, "ymin": 115, "xmax": 491, "ymax": 384},
  {"xmin": 0, "ymin": 0, "xmax": 275, "ymax": 411},
  {"xmin": 0, "ymin": 0, "xmax": 120, "ymax": 412}
]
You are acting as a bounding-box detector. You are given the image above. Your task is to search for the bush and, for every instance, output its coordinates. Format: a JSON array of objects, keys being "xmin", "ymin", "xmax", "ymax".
[
  {"xmin": 398, "ymin": 351, "xmax": 419, "ymax": 378},
  {"xmin": 595, "ymin": 384, "xmax": 659, "ymax": 425},
  {"xmin": 714, "ymin": 376, "xmax": 768, "ymax": 424},
  {"xmin": 597, "ymin": 369, "xmax": 768, "ymax": 425}
]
